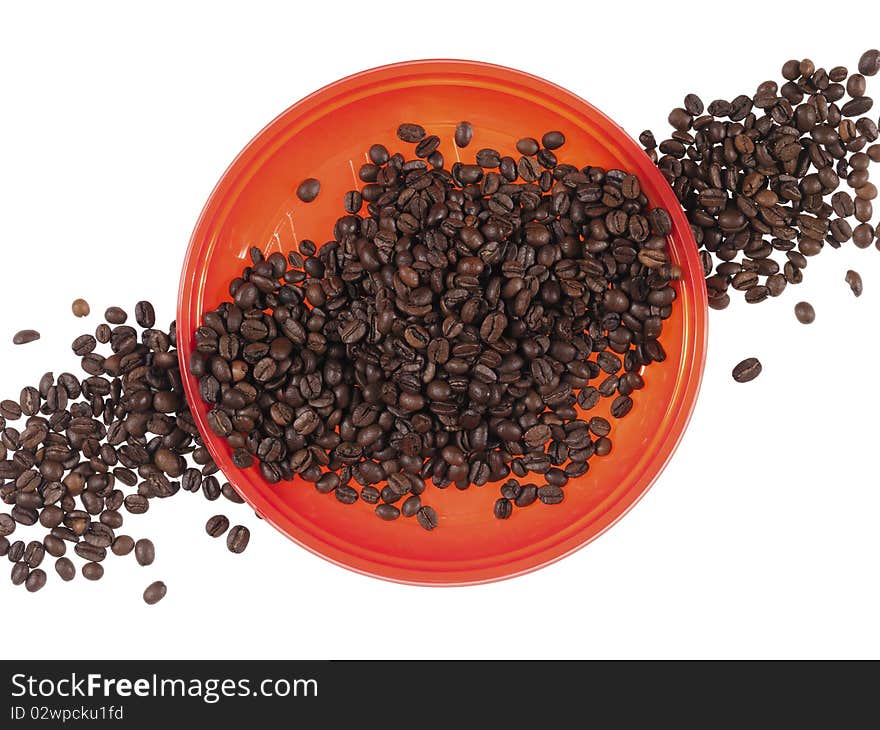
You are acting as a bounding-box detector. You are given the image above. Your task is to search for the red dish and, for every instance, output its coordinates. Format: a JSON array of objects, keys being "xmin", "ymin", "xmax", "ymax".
[{"xmin": 177, "ymin": 60, "xmax": 708, "ymax": 585}]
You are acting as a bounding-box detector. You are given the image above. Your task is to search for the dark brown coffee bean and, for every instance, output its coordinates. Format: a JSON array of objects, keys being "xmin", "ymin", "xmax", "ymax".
[
  {"xmin": 226, "ymin": 525, "xmax": 250, "ymax": 553},
  {"xmin": 206, "ymin": 514, "xmax": 230, "ymax": 537},
  {"xmin": 11, "ymin": 561, "xmax": 28, "ymax": 585},
  {"xmin": 143, "ymin": 580, "xmax": 167, "ymax": 605},
  {"xmin": 845, "ymin": 269, "xmax": 863, "ymax": 297},
  {"xmin": 416, "ymin": 505, "xmax": 438, "ymax": 531},
  {"xmin": 82, "ymin": 561, "xmax": 104, "ymax": 580},
  {"xmin": 541, "ymin": 130, "xmax": 565, "ymax": 150},
  {"xmin": 732, "ymin": 357, "xmax": 762, "ymax": 383},
  {"xmin": 134, "ymin": 538, "xmax": 155, "ymax": 566},
  {"xmin": 397, "ymin": 123, "xmax": 425, "ymax": 143},
  {"xmin": 454, "ymin": 121, "xmax": 473, "ymax": 148},
  {"xmin": 538, "ymin": 485, "xmax": 564, "ymax": 505},
  {"xmin": 493, "ymin": 498, "xmax": 513, "ymax": 519},
  {"xmin": 55, "ymin": 557, "xmax": 75, "ymax": 581},
  {"xmin": 858, "ymin": 49, "xmax": 880, "ymax": 76},
  {"xmin": 104, "ymin": 306, "xmax": 128, "ymax": 324},
  {"xmin": 25, "ymin": 568, "xmax": 46, "ymax": 592},
  {"xmin": 135, "ymin": 300, "xmax": 156, "ymax": 328},
  {"xmin": 13, "ymin": 330, "xmax": 40, "ymax": 345},
  {"xmin": 111, "ymin": 535, "xmax": 135, "ymax": 556},
  {"xmin": 296, "ymin": 178, "xmax": 320, "ymax": 202},
  {"xmin": 794, "ymin": 301, "xmax": 815, "ymax": 324},
  {"xmin": 376, "ymin": 504, "xmax": 400, "ymax": 521}
]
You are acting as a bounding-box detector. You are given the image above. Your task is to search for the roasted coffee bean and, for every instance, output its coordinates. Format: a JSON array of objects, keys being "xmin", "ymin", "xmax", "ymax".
[
  {"xmin": 375, "ymin": 504, "xmax": 400, "ymax": 521},
  {"xmin": 493, "ymin": 498, "xmax": 513, "ymax": 520},
  {"xmin": 72, "ymin": 298, "xmax": 90, "ymax": 317},
  {"xmin": 134, "ymin": 538, "xmax": 155, "ymax": 566},
  {"xmin": 143, "ymin": 580, "xmax": 167, "ymax": 605},
  {"xmin": 226, "ymin": 525, "xmax": 249, "ymax": 553},
  {"xmin": 858, "ymin": 49, "xmax": 880, "ymax": 77},
  {"xmin": 454, "ymin": 121, "xmax": 473, "ymax": 148},
  {"xmin": 55, "ymin": 557, "xmax": 75, "ymax": 581},
  {"xmin": 732, "ymin": 357, "xmax": 762, "ymax": 383},
  {"xmin": 538, "ymin": 485, "xmax": 564, "ymax": 505},
  {"xmin": 104, "ymin": 306, "xmax": 128, "ymax": 324},
  {"xmin": 111, "ymin": 535, "xmax": 135, "ymax": 556},
  {"xmin": 25, "ymin": 568, "xmax": 46, "ymax": 592},
  {"xmin": 82, "ymin": 562, "xmax": 104, "ymax": 580},
  {"xmin": 397, "ymin": 123, "xmax": 426, "ymax": 143},
  {"xmin": 0, "ymin": 514, "xmax": 15, "ymax": 537},
  {"xmin": 13, "ymin": 330, "xmax": 40, "ymax": 345},
  {"xmin": 794, "ymin": 301, "xmax": 815, "ymax": 324},
  {"xmin": 846, "ymin": 269, "xmax": 863, "ymax": 297},
  {"xmin": 206, "ymin": 514, "xmax": 230, "ymax": 537},
  {"xmin": 296, "ymin": 178, "xmax": 321, "ymax": 202},
  {"xmin": 24, "ymin": 540, "xmax": 45, "ymax": 568},
  {"xmin": 11, "ymin": 561, "xmax": 28, "ymax": 585},
  {"xmin": 135, "ymin": 301, "xmax": 156, "ymax": 328}
]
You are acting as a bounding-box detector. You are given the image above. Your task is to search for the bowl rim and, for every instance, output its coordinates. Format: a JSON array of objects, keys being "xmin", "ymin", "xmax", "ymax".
[{"xmin": 177, "ymin": 58, "xmax": 708, "ymax": 586}]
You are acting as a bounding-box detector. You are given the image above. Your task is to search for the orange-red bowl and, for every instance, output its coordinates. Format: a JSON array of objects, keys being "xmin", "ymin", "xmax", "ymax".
[{"xmin": 177, "ymin": 60, "xmax": 708, "ymax": 585}]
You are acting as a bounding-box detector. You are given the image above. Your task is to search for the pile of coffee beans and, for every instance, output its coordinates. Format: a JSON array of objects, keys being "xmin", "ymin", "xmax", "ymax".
[
  {"xmin": 1, "ymin": 303, "xmax": 251, "ymax": 599},
  {"xmin": 642, "ymin": 49, "xmax": 880, "ymax": 312},
  {"xmin": 191, "ymin": 123, "xmax": 681, "ymax": 527}
]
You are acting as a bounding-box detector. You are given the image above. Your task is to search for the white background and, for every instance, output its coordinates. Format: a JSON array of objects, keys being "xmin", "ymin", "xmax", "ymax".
[{"xmin": 2, "ymin": 1, "xmax": 879, "ymax": 659}]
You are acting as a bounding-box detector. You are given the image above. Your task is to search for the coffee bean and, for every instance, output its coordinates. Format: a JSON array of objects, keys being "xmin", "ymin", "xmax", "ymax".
[
  {"xmin": 416, "ymin": 505, "xmax": 438, "ymax": 531},
  {"xmin": 11, "ymin": 561, "xmax": 28, "ymax": 586},
  {"xmin": 454, "ymin": 121, "xmax": 473, "ymax": 148},
  {"xmin": 111, "ymin": 535, "xmax": 135, "ymax": 556},
  {"xmin": 846, "ymin": 269, "xmax": 863, "ymax": 297},
  {"xmin": 25, "ymin": 568, "xmax": 46, "ymax": 593},
  {"xmin": 296, "ymin": 178, "xmax": 321, "ymax": 203},
  {"xmin": 0, "ymin": 514, "xmax": 15, "ymax": 537},
  {"xmin": 375, "ymin": 504, "xmax": 400, "ymax": 521},
  {"xmin": 143, "ymin": 580, "xmax": 167, "ymax": 605},
  {"xmin": 206, "ymin": 514, "xmax": 230, "ymax": 537},
  {"xmin": 794, "ymin": 301, "xmax": 815, "ymax": 324},
  {"xmin": 82, "ymin": 562, "xmax": 104, "ymax": 580},
  {"xmin": 538, "ymin": 485, "xmax": 564, "ymax": 505},
  {"xmin": 221, "ymin": 482, "xmax": 245, "ymax": 504},
  {"xmin": 55, "ymin": 557, "xmax": 75, "ymax": 581},
  {"xmin": 493, "ymin": 498, "xmax": 512, "ymax": 519},
  {"xmin": 104, "ymin": 306, "xmax": 128, "ymax": 324},
  {"xmin": 71, "ymin": 298, "xmax": 90, "ymax": 317},
  {"xmin": 541, "ymin": 131, "xmax": 565, "ymax": 150},
  {"xmin": 226, "ymin": 525, "xmax": 249, "ymax": 553},
  {"xmin": 135, "ymin": 301, "xmax": 156, "ymax": 328},
  {"xmin": 732, "ymin": 357, "xmax": 762, "ymax": 383},
  {"xmin": 397, "ymin": 123, "xmax": 426, "ymax": 143},
  {"xmin": 13, "ymin": 330, "xmax": 40, "ymax": 345},
  {"xmin": 134, "ymin": 538, "xmax": 155, "ymax": 566},
  {"xmin": 858, "ymin": 49, "xmax": 880, "ymax": 77}
]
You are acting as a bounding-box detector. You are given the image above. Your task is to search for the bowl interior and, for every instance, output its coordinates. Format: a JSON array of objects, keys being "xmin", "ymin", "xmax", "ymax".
[{"xmin": 178, "ymin": 60, "xmax": 707, "ymax": 585}]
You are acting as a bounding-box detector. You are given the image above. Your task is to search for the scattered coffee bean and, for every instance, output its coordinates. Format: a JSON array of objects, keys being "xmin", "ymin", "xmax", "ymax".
[
  {"xmin": 12, "ymin": 330, "xmax": 40, "ymax": 345},
  {"xmin": 82, "ymin": 562, "xmax": 104, "ymax": 580},
  {"xmin": 644, "ymin": 51, "xmax": 880, "ymax": 311},
  {"xmin": 732, "ymin": 357, "xmax": 763, "ymax": 383},
  {"xmin": 55, "ymin": 557, "xmax": 75, "ymax": 581},
  {"xmin": 858, "ymin": 49, "xmax": 880, "ymax": 77},
  {"xmin": 104, "ymin": 306, "xmax": 128, "ymax": 324},
  {"xmin": 846, "ymin": 269, "xmax": 863, "ymax": 297},
  {"xmin": 71, "ymin": 298, "xmax": 90, "ymax": 317},
  {"xmin": 454, "ymin": 121, "xmax": 473, "ymax": 148},
  {"xmin": 206, "ymin": 515, "xmax": 230, "ymax": 538},
  {"xmin": 25, "ymin": 568, "xmax": 47, "ymax": 593},
  {"xmin": 794, "ymin": 301, "xmax": 815, "ymax": 324},
  {"xmin": 226, "ymin": 525, "xmax": 250, "ymax": 553},
  {"xmin": 296, "ymin": 178, "xmax": 321, "ymax": 203},
  {"xmin": 416, "ymin": 506, "xmax": 438, "ymax": 531},
  {"xmin": 111, "ymin": 535, "xmax": 135, "ymax": 556},
  {"xmin": 143, "ymin": 580, "xmax": 167, "ymax": 605},
  {"xmin": 134, "ymin": 538, "xmax": 155, "ymax": 566}
]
